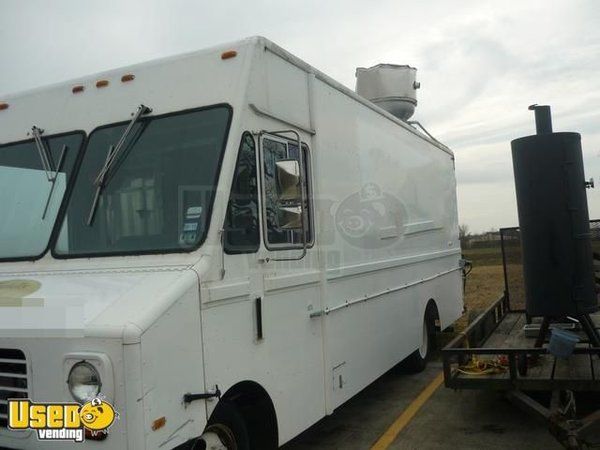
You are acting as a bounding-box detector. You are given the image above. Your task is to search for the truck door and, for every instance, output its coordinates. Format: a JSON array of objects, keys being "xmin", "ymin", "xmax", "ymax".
[
  {"xmin": 256, "ymin": 131, "xmax": 326, "ymax": 437},
  {"xmin": 221, "ymin": 131, "xmax": 264, "ymax": 307}
]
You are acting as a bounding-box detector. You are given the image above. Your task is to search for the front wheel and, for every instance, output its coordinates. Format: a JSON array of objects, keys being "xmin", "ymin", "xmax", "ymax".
[
  {"xmin": 202, "ymin": 401, "xmax": 250, "ymax": 450},
  {"xmin": 404, "ymin": 312, "xmax": 435, "ymax": 373}
]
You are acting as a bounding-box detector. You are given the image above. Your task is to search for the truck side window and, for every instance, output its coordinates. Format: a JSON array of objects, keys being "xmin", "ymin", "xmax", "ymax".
[
  {"xmin": 223, "ymin": 133, "xmax": 260, "ymax": 254},
  {"xmin": 262, "ymin": 137, "xmax": 313, "ymax": 248}
]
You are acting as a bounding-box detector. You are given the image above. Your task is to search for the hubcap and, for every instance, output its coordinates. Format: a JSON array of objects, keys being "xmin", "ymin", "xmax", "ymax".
[{"xmin": 202, "ymin": 424, "xmax": 236, "ymax": 450}]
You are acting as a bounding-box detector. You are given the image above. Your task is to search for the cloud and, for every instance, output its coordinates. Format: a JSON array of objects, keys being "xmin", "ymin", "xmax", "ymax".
[{"xmin": 1, "ymin": 0, "xmax": 599, "ymax": 233}]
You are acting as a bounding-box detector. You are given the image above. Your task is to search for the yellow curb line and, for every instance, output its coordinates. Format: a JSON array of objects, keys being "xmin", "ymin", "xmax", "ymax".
[{"xmin": 370, "ymin": 371, "xmax": 444, "ymax": 450}]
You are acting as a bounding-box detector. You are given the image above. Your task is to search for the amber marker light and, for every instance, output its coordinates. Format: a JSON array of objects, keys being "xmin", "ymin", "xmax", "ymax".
[
  {"xmin": 151, "ymin": 417, "xmax": 166, "ymax": 431},
  {"xmin": 121, "ymin": 74, "xmax": 135, "ymax": 82},
  {"xmin": 221, "ymin": 50, "xmax": 237, "ymax": 60},
  {"xmin": 0, "ymin": 102, "xmax": 8, "ymax": 111},
  {"xmin": 72, "ymin": 85, "xmax": 85, "ymax": 94},
  {"xmin": 96, "ymin": 80, "xmax": 109, "ymax": 88}
]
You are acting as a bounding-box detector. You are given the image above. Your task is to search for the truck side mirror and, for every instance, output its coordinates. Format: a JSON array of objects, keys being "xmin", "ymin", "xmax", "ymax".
[
  {"xmin": 276, "ymin": 160, "xmax": 301, "ymax": 202},
  {"xmin": 278, "ymin": 205, "xmax": 303, "ymax": 230},
  {"xmin": 275, "ymin": 160, "xmax": 303, "ymax": 230}
]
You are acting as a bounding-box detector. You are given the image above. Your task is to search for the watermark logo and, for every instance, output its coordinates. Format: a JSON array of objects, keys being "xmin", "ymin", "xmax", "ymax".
[
  {"xmin": 335, "ymin": 183, "xmax": 406, "ymax": 249},
  {"xmin": 8, "ymin": 396, "xmax": 117, "ymax": 442}
]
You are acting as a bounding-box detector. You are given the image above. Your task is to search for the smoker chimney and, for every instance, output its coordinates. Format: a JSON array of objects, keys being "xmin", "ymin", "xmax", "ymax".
[{"xmin": 528, "ymin": 104, "xmax": 553, "ymax": 135}]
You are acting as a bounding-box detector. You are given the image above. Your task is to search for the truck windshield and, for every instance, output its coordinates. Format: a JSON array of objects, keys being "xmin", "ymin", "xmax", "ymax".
[
  {"xmin": 53, "ymin": 105, "xmax": 231, "ymax": 257},
  {"xmin": 0, "ymin": 132, "xmax": 84, "ymax": 260}
]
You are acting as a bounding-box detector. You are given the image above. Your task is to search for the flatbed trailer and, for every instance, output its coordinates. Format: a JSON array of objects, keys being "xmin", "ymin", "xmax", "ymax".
[
  {"xmin": 443, "ymin": 225, "xmax": 600, "ymax": 449},
  {"xmin": 443, "ymin": 296, "xmax": 600, "ymax": 392}
]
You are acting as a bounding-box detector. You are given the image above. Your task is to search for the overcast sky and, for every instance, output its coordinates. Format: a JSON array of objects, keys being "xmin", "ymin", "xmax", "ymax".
[{"xmin": 1, "ymin": 0, "xmax": 599, "ymax": 233}]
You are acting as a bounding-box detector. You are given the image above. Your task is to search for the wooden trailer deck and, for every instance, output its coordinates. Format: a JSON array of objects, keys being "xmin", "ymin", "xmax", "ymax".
[{"xmin": 443, "ymin": 295, "xmax": 600, "ymax": 391}]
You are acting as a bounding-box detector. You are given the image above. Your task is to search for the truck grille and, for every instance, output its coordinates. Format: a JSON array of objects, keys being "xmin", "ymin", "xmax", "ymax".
[{"xmin": 0, "ymin": 349, "xmax": 28, "ymax": 429}]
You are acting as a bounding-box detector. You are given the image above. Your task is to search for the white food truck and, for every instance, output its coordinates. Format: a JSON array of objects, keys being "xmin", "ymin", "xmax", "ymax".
[{"xmin": 0, "ymin": 36, "xmax": 463, "ymax": 449}]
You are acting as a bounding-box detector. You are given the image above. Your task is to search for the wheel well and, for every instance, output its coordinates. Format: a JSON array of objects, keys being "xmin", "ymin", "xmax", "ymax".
[
  {"xmin": 212, "ymin": 381, "xmax": 278, "ymax": 450},
  {"xmin": 425, "ymin": 299, "xmax": 440, "ymax": 330},
  {"xmin": 425, "ymin": 299, "xmax": 441, "ymax": 350}
]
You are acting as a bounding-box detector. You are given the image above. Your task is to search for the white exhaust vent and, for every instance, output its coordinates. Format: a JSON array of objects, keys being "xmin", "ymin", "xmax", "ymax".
[{"xmin": 355, "ymin": 64, "xmax": 420, "ymax": 121}]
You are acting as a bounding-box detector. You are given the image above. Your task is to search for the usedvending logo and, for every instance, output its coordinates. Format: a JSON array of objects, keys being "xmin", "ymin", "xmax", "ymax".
[{"xmin": 8, "ymin": 396, "xmax": 118, "ymax": 442}]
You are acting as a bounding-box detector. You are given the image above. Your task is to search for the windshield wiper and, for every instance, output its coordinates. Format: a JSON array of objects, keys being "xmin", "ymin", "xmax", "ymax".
[
  {"xmin": 86, "ymin": 104, "xmax": 152, "ymax": 226},
  {"xmin": 31, "ymin": 126, "xmax": 56, "ymax": 181},
  {"xmin": 31, "ymin": 126, "xmax": 69, "ymax": 219},
  {"xmin": 42, "ymin": 144, "xmax": 68, "ymax": 219}
]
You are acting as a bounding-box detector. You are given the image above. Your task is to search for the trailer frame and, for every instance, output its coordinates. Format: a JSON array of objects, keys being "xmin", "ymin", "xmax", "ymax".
[{"xmin": 442, "ymin": 225, "xmax": 600, "ymax": 449}]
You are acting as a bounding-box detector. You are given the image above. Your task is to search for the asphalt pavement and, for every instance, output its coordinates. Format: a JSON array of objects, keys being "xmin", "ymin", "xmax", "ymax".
[{"xmin": 282, "ymin": 358, "xmax": 581, "ymax": 450}]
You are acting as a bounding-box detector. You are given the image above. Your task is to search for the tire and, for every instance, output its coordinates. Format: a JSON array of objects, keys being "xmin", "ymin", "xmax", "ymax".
[
  {"xmin": 404, "ymin": 311, "xmax": 435, "ymax": 373},
  {"xmin": 205, "ymin": 401, "xmax": 250, "ymax": 450}
]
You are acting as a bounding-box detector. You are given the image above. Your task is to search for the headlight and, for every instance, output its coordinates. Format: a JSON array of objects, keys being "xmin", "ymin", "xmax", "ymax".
[{"xmin": 67, "ymin": 361, "xmax": 102, "ymax": 403}]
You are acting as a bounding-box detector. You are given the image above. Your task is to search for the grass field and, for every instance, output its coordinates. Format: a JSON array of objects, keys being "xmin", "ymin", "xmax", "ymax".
[
  {"xmin": 456, "ymin": 245, "xmax": 525, "ymax": 330},
  {"xmin": 463, "ymin": 246, "xmax": 505, "ymax": 309},
  {"xmin": 462, "ymin": 246, "xmax": 504, "ymax": 267}
]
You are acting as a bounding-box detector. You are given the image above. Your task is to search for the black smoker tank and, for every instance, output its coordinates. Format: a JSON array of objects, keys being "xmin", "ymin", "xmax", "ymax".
[{"xmin": 511, "ymin": 105, "xmax": 598, "ymax": 318}]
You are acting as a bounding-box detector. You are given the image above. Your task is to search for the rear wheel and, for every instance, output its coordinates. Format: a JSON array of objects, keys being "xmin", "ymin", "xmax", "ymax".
[{"xmin": 405, "ymin": 312, "xmax": 435, "ymax": 373}]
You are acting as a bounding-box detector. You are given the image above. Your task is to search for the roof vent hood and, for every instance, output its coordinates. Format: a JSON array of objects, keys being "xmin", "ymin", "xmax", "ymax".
[{"xmin": 355, "ymin": 64, "xmax": 420, "ymax": 121}]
